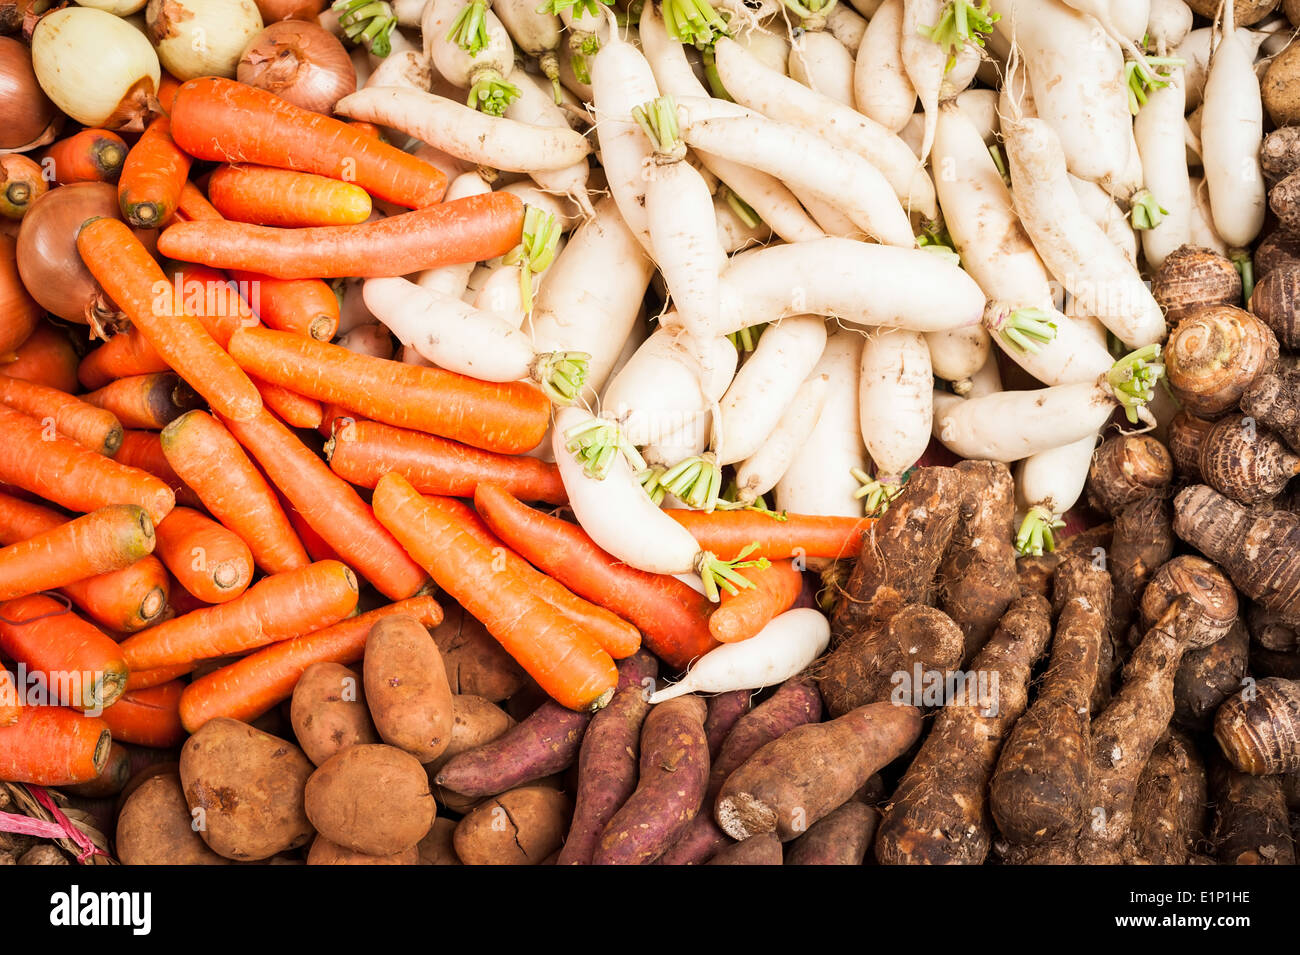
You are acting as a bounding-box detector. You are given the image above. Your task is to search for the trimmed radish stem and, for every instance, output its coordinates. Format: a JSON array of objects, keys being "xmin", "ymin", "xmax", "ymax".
[{"xmin": 1013, "ymin": 432, "xmax": 1097, "ymax": 556}]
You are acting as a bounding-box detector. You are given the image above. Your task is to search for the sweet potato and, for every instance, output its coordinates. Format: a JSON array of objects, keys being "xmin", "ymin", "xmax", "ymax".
[
  {"xmin": 878, "ymin": 593, "xmax": 1054, "ymax": 864},
  {"xmin": 303, "ymin": 743, "xmax": 435, "ymax": 856},
  {"xmin": 1209, "ymin": 756, "xmax": 1296, "ymax": 865},
  {"xmin": 717, "ymin": 700, "xmax": 922, "ymax": 842},
  {"xmin": 557, "ymin": 651, "xmax": 657, "ymax": 866},
  {"xmin": 364, "ymin": 614, "xmax": 454, "ymax": 762},
  {"xmin": 454, "ymin": 786, "xmax": 572, "ymax": 865},
  {"xmin": 306, "ymin": 835, "xmax": 419, "ymax": 865},
  {"xmin": 290, "ymin": 661, "xmax": 378, "ymax": 767},
  {"xmin": 434, "ymin": 698, "xmax": 590, "ymax": 798},
  {"xmin": 1130, "ymin": 729, "xmax": 1206, "ymax": 865},
  {"xmin": 431, "ymin": 601, "xmax": 528, "ymax": 702},
  {"xmin": 706, "ymin": 831, "xmax": 782, "ymax": 865},
  {"xmin": 593, "ymin": 695, "xmax": 710, "ymax": 865},
  {"xmin": 703, "ymin": 688, "xmax": 752, "ymax": 758},
  {"xmin": 416, "ymin": 817, "xmax": 461, "ymax": 865},
  {"xmin": 116, "ymin": 773, "xmax": 231, "ymax": 866},
  {"xmin": 1173, "ymin": 620, "xmax": 1250, "ymax": 730},
  {"xmin": 424, "ymin": 694, "xmax": 515, "ymax": 780},
  {"xmin": 784, "ymin": 801, "xmax": 879, "ymax": 865},
  {"xmin": 179, "ymin": 717, "xmax": 315, "ymax": 861}
]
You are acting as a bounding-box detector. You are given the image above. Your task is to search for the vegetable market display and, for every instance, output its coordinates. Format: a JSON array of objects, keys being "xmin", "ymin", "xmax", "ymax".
[{"xmin": 1, "ymin": 0, "xmax": 1300, "ymax": 868}]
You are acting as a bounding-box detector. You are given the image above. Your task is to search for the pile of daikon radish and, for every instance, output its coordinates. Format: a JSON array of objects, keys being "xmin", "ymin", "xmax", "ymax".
[{"xmin": 323, "ymin": 0, "xmax": 1282, "ymax": 566}]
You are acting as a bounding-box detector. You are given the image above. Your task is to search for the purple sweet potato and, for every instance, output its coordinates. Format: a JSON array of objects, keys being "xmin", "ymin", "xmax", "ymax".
[
  {"xmin": 784, "ymin": 801, "xmax": 879, "ymax": 865},
  {"xmin": 706, "ymin": 831, "xmax": 783, "ymax": 865},
  {"xmin": 704, "ymin": 689, "xmax": 753, "ymax": 758}
]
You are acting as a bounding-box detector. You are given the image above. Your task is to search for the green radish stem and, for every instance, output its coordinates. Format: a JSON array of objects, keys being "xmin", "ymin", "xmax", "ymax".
[
  {"xmin": 502, "ymin": 206, "xmax": 562, "ymax": 312},
  {"xmin": 917, "ymin": 0, "xmax": 999, "ymax": 73},
  {"xmin": 997, "ymin": 306, "xmax": 1059, "ymax": 354},
  {"xmin": 1130, "ymin": 189, "xmax": 1168, "ymax": 230},
  {"xmin": 565, "ymin": 417, "xmax": 646, "ymax": 480},
  {"xmin": 1124, "ymin": 55, "xmax": 1183, "ymax": 115},
  {"xmin": 988, "ymin": 144, "xmax": 1010, "ymax": 188},
  {"xmin": 661, "ymin": 0, "xmax": 729, "ymax": 48},
  {"xmin": 660, "ymin": 452, "xmax": 723, "ymax": 511},
  {"xmin": 1015, "ymin": 504, "xmax": 1065, "ymax": 557},
  {"xmin": 696, "ymin": 543, "xmax": 769, "ymax": 602},
  {"xmin": 727, "ymin": 322, "xmax": 767, "ymax": 353},
  {"xmin": 782, "ymin": 0, "xmax": 837, "ymax": 29},
  {"xmin": 638, "ymin": 465, "xmax": 668, "ymax": 505},
  {"xmin": 702, "ymin": 46, "xmax": 731, "ymax": 100},
  {"xmin": 530, "ymin": 351, "xmax": 591, "ymax": 404},
  {"xmin": 721, "ymin": 187, "xmax": 761, "ymax": 229},
  {"xmin": 851, "ymin": 466, "xmax": 901, "ymax": 517},
  {"xmin": 1232, "ymin": 250, "xmax": 1255, "ymax": 302},
  {"xmin": 448, "ymin": 0, "xmax": 492, "ymax": 54},
  {"xmin": 917, "ymin": 226, "xmax": 960, "ymax": 265},
  {"xmin": 334, "ymin": 0, "xmax": 398, "ymax": 56},
  {"xmin": 632, "ymin": 95, "xmax": 685, "ymax": 159},
  {"xmin": 1107, "ymin": 344, "xmax": 1165, "ymax": 425},
  {"xmin": 467, "ymin": 69, "xmax": 520, "ymax": 116}
]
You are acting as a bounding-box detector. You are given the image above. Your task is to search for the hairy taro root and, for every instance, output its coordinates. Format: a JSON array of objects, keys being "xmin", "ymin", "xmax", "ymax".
[
  {"xmin": 1261, "ymin": 126, "xmax": 1300, "ymax": 184},
  {"xmin": 1173, "ymin": 620, "xmax": 1250, "ymax": 730},
  {"xmin": 1242, "ymin": 367, "xmax": 1300, "ymax": 454},
  {"xmin": 1215, "ymin": 677, "xmax": 1300, "ymax": 775},
  {"xmin": 1139, "ymin": 555, "xmax": 1239, "ymax": 649},
  {"xmin": 1209, "ymin": 757, "xmax": 1296, "ymax": 864},
  {"xmin": 1151, "ymin": 246, "xmax": 1243, "ymax": 325},
  {"xmin": 1197, "ymin": 413, "xmax": 1300, "ymax": 504},
  {"xmin": 1254, "ymin": 230, "xmax": 1300, "ymax": 278},
  {"xmin": 1086, "ymin": 434, "xmax": 1173, "ymax": 516},
  {"xmin": 1163, "ymin": 306, "xmax": 1278, "ymax": 417},
  {"xmin": 1129, "ymin": 730, "xmax": 1207, "ymax": 865},
  {"xmin": 1249, "ymin": 603, "xmax": 1299, "ymax": 652}
]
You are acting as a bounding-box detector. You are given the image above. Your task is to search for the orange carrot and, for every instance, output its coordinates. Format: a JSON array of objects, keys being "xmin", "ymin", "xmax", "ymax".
[
  {"xmin": 231, "ymin": 270, "xmax": 339, "ymax": 340},
  {"xmin": 155, "ymin": 506, "xmax": 254, "ymax": 604},
  {"xmin": 326, "ymin": 418, "xmax": 566, "ymax": 504},
  {"xmin": 1, "ymin": 322, "xmax": 74, "ymax": 391},
  {"xmin": 209, "ymin": 164, "xmax": 373, "ymax": 227},
  {"xmin": 273, "ymin": 486, "xmax": 344, "ymax": 564},
  {"xmin": 474, "ymin": 484, "xmax": 717, "ymax": 668},
  {"xmin": 177, "ymin": 179, "xmax": 222, "ymax": 222},
  {"xmin": 0, "ymin": 503, "xmax": 155, "ymax": 602},
  {"xmin": 162, "ymin": 260, "xmax": 259, "ymax": 348},
  {"xmin": 42, "ymin": 129, "xmax": 129, "ymax": 185},
  {"xmin": 227, "ymin": 327, "xmax": 549, "ymax": 455},
  {"xmin": 0, "ymin": 492, "xmax": 170, "ymax": 633},
  {"xmin": 373, "ymin": 471, "xmax": 617, "ymax": 711},
  {"xmin": 170, "ymin": 77, "xmax": 447, "ymax": 208},
  {"xmin": 77, "ymin": 217, "xmax": 263, "ymax": 423},
  {"xmin": 118, "ymin": 116, "xmax": 192, "ymax": 228},
  {"xmin": 0, "ymin": 594, "xmax": 130, "ymax": 710},
  {"xmin": 221, "ymin": 407, "xmax": 429, "ymax": 600},
  {"xmin": 0, "ymin": 670, "xmax": 19, "ymax": 726},
  {"xmin": 177, "ymin": 597, "xmax": 442, "ymax": 732},
  {"xmin": 348, "ymin": 121, "xmax": 383, "ymax": 140},
  {"xmin": 100, "ymin": 680, "xmax": 186, "ymax": 748},
  {"xmin": 252, "ymin": 376, "xmax": 323, "ymax": 429},
  {"xmin": 127, "ymin": 662, "xmax": 195, "ymax": 691},
  {"xmin": 82, "ymin": 372, "xmax": 202, "ymax": 430},
  {"xmin": 114, "ymin": 430, "xmax": 204, "ymax": 511},
  {"xmin": 157, "ymin": 191, "xmax": 524, "ymax": 279},
  {"xmin": 0, "ymin": 154, "xmax": 46, "ymax": 219},
  {"xmin": 0, "ymin": 404, "xmax": 175, "ymax": 524},
  {"xmin": 666, "ymin": 510, "xmax": 872, "ymax": 561},
  {"xmin": 118, "ymin": 559, "xmax": 359, "ymax": 670},
  {"xmin": 77, "ymin": 327, "xmax": 170, "ymax": 391},
  {"xmin": 0, "ymin": 375, "xmax": 123, "ymax": 455},
  {"xmin": 708, "ymin": 559, "xmax": 804, "ymax": 644},
  {"xmin": 0, "ymin": 706, "xmax": 111, "ymax": 785},
  {"xmin": 159, "ymin": 411, "xmax": 309, "ymax": 575},
  {"xmin": 156, "ymin": 71, "xmax": 183, "ymax": 116}
]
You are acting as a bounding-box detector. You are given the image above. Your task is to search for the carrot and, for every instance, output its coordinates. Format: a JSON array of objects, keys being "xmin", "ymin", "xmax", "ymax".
[
  {"xmin": 157, "ymin": 191, "xmax": 524, "ymax": 279},
  {"xmin": 0, "ymin": 492, "xmax": 170, "ymax": 633},
  {"xmin": 0, "ymin": 503, "xmax": 155, "ymax": 602},
  {"xmin": 373, "ymin": 471, "xmax": 618, "ymax": 711},
  {"xmin": 0, "ymin": 706, "xmax": 111, "ymax": 785},
  {"xmin": 100, "ymin": 680, "xmax": 186, "ymax": 747},
  {"xmin": 77, "ymin": 217, "xmax": 262, "ymax": 423},
  {"xmin": 209, "ymin": 164, "xmax": 373, "ymax": 228},
  {"xmin": 163, "ymin": 260, "xmax": 259, "ymax": 347},
  {"xmin": 155, "ymin": 506, "xmax": 254, "ymax": 604},
  {"xmin": 82, "ymin": 372, "xmax": 202, "ymax": 431},
  {"xmin": 127, "ymin": 662, "xmax": 195, "ymax": 691},
  {"xmin": 115, "ymin": 429, "xmax": 203, "ymax": 511},
  {"xmin": 156, "ymin": 71, "xmax": 182, "ymax": 116},
  {"xmin": 118, "ymin": 116, "xmax": 192, "ymax": 228},
  {"xmin": 0, "ymin": 594, "xmax": 129, "ymax": 710},
  {"xmin": 252, "ymin": 376, "xmax": 323, "ymax": 430},
  {"xmin": 348, "ymin": 121, "xmax": 383, "ymax": 140},
  {"xmin": 118, "ymin": 559, "xmax": 359, "ymax": 670},
  {"xmin": 159, "ymin": 411, "xmax": 309, "ymax": 575},
  {"xmin": 0, "ymin": 670, "xmax": 19, "ymax": 726},
  {"xmin": 170, "ymin": 77, "xmax": 447, "ymax": 208},
  {"xmin": 273, "ymin": 486, "xmax": 344, "ymax": 564},
  {"xmin": 326, "ymin": 418, "xmax": 566, "ymax": 504},
  {"xmin": 1, "ymin": 322, "xmax": 79, "ymax": 393},
  {"xmin": 667, "ymin": 510, "xmax": 872, "ymax": 561},
  {"xmin": 231, "ymin": 270, "xmax": 340, "ymax": 341},
  {"xmin": 177, "ymin": 179, "xmax": 222, "ymax": 222},
  {"xmin": 0, "ymin": 375, "xmax": 123, "ymax": 456},
  {"xmin": 227, "ymin": 327, "xmax": 549, "ymax": 455},
  {"xmin": 42, "ymin": 129, "xmax": 129, "ymax": 185},
  {"xmin": 474, "ymin": 484, "xmax": 717, "ymax": 668},
  {"xmin": 77, "ymin": 327, "xmax": 170, "ymax": 391},
  {"xmin": 220, "ymin": 407, "xmax": 429, "ymax": 600},
  {"xmin": 177, "ymin": 597, "xmax": 441, "ymax": 732},
  {"xmin": 0, "ymin": 404, "xmax": 174, "ymax": 524},
  {"xmin": 708, "ymin": 559, "xmax": 804, "ymax": 644}
]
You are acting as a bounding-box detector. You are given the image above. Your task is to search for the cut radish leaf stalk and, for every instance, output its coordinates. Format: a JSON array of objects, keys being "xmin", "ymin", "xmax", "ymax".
[
  {"xmin": 726, "ymin": 321, "xmax": 767, "ymax": 353},
  {"xmin": 1232, "ymin": 250, "xmax": 1255, "ymax": 302},
  {"xmin": 1130, "ymin": 189, "xmax": 1168, "ymax": 230},
  {"xmin": 917, "ymin": 0, "xmax": 999, "ymax": 73},
  {"xmin": 696, "ymin": 542, "xmax": 769, "ymax": 602},
  {"xmin": 1015, "ymin": 505, "xmax": 1065, "ymax": 557},
  {"xmin": 530, "ymin": 351, "xmax": 591, "ymax": 405},
  {"xmin": 565, "ymin": 417, "xmax": 646, "ymax": 479},
  {"xmin": 334, "ymin": 0, "xmax": 397, "ymax": 56},
  {"xmin": 662, "ymin": 0, "xmax": 729, "ymax": 48},
  {"xmin": 638, "ymin": 465, "xmax": 668, "ymax": 505},
  {"xmin": 447, "ymin": 0, "xmax": 492, "ymax": 54},
  {"xmin": 994, "ymin": 306, "xmax": 1058, "ymax": 354},
  {"xmin": 1107, "ymin": 344, "xmax": 1165, "ymax": 425},
  {"xmin": 782, "ymin": 0, "xmax": 837, "ymax": 29},
  {"xmin": 988, "ymin": 143, "xmax": 1011, "ymax": 188},
  {"xmin": 632, "ymin": 95, "xmax": 685, "ymax": 160},
  {"xmin": 702, "ymin": 46, "xmax": 731, "ymax": 100},
  {"xmin": 536, "ymin": 0, "xmax": 609, "ymax": 14},
  {"xmin": 503, "ymin": 206, "xmax": 562, "ymax": 312},
  {"xmin": 1124, "ymin": 55, "xmax": 1183, "ymax": 115},
  {"xmin": 466, "ymin": 69, "xmax": 520, "ymax": 116},
  {"xmin": 721, "ymin": 186, "xmax": 761, "ymax": 229},
  {"xmin": 851, "ymin": 466, "xmax": 902, "ymax": 517},
  {"xmin": 917, "ymin": 226, "xmax": 960, "ymax": 265},
  {"xmin": 660, "ymin": 452, "xmax": 723, "ymax": 511}
]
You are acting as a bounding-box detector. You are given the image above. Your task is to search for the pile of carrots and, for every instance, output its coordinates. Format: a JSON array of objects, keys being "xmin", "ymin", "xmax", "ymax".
[{"xmin": 0, "ymin": 74, "xmax": 869, "ymax": 790}]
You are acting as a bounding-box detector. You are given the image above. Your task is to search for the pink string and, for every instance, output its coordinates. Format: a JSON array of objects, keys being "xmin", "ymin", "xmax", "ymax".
[{"xmin": 0, "ymin": 786, "xmax": 109, "ymax": 864}]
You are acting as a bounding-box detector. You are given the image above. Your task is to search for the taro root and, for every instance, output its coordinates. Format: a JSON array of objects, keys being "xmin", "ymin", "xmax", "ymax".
[
  {"xmin": 1249, "ymin": 603, "xmax": 1299, "ymax": 653},
  {"xmin": 1209, "ymin": 757, "xmax": 1296, "ymax": 864},
  {"xmin": 1139, "ymin": 555, "xmax": 1239, "ymax": 649},
  {"xmin": 1262, "ymin": 127, "xmax": 1300, "ymax": 184},
  {"xmin": 1151, "ymin": 246, "xmax": 1243, "ymax": 325},
  {"xmin": 1215, "ymin": 677, "xmax": 1300, "ymax": 775},
  {"xmin": 1241, "ymin": 366, "xmax": 1300, "ymax": 454},
  {"xmin": 1255, "ymin": 229, "xmax": 1300, "ymax": 278},
  {"xmin": 1262, "ymin": 40, "xmax": 1300, "ymax": 128},
  {"xmin": 1163, "ymin": 306, "xmax": 1278, "ymax": 417},
  {"xmin": 1130, "ymin": 730, "xmax": 1207, "ymax": 865},
  {"xmin": 1250, "ymin": 262, "xmax": 1300, "ymax": 349},
  {"xmin": 1198, "ymin": 413, "xmax": 1300, "ymax": 504},
  {"xmin": 1086, "ymin": 433, "xmax": 1173, "ymax": 516},
  {"xmin": 1173, "ymin": 620, "xmax": 1251, "ymax": 730},
  {"xmin": 1185, "ymin": 0, "xmax": 1278, "ymax": 26},
  {"xmin": 1108, "ymin": 495, "xmax": 1175, "ymax": 642},
  {"xmin": 1168, "ymin": 411, "xmax": 1214, "ymax": 482}
]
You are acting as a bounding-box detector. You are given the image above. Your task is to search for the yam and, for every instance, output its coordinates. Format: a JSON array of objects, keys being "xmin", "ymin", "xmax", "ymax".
[
  {"xmin": 1209, "ymin": 757, "xmax": 1296, "ymax": 864},
  {"xmin": 424, "ymin": 694, "xmax": 515, "ymax": 780},
  {"xmin": 1173, "ymin": 620, "xmax": 1250, "ymax": 730},
  {"xmin": 364, "ymin": 614, "xmax": 454, "ymax": 762},
  {"xmin": 304, "ymin": 744, "xmax": 435, "ymax": 856},
  {"xmin": 1130, "ymin": 730, "xmax": 1206, "ymax": 865},
  {"xmin": 290, "ymin": 661, "xmax": 379, "ymax": 767},
  {"xmin": 706, "ymin": 831, "xmax": 783, "ymax": 865}
]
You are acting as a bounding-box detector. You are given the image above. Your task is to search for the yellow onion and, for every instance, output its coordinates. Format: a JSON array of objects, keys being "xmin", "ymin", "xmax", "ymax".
[
  {"xmin": 237, "ymin": 20, "xmax": 354, "ymax": 114},
  {"xmin": 253, "ymin": 0, "xmax": 323, "ymax": 22},
  {"xmin": 0, "ymin": 36, "xmax": 60, "ymax": 153},
  {"xmin": 147, "ymin": 0, "xmax": 263, "ymax": 80},
  {"xmin": 0, "ymin": 232, "xmax": 40, "ymax": 357},
  {"xmin": 73, "ymin": 0, "xmax": 149, "ymax": 14}
]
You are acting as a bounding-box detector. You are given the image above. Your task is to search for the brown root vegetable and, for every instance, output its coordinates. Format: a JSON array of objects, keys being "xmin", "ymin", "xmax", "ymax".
[
  {"xmin": 1249, "ymin": 603, "xmax": 1299, "ymax": 652},
  {"xmin": 179, "ymin": 717, "xmax": 315, "ymax": 861},
  {"xmin": 1174, "ymin": 485, "xmax": 1300, "ymax": 623},
  {"xmin": 1163, "ymin": 307, "xmax": 1278, "ymax": 418},
  {"xmin": 829, "ymin": 466, "xmax": 962, "ymax": 645},
  {"xmin": 430, "ymin": 601, "xmax": 528, "ymax": 702},
  {"xmin": 877, "ymin": 593, "xmax": 1053, "ymax": 864},
  {"xmin": 304, "ymin": 744, "xmax": 435, "ymax": 856},
  {"xmin": 1086, "ymin": 434, "xmax": 1174, "ymax": 517},
  {"xmin": 1262, "ymin": 126, "xmax": 1300, "ymax": 184},
  {"xmin": 1249, "ymin": 263, "xmax": 1300, "ymax": 349},
  {"xmin": 1174, "ymin": 620, "xmax": 1250, "ymax": 730},
  {"xmin": 290, "ymin": 661, "xmax": 378, "ymax": 767},
  {"xmin": 1255, "ymin": 229, "xmax": 1300, "ymax": 278},
  {"xmin": 116, "ymin": 773, "xmax": 231, "ymax": 865},
  {"xmin": 717, "ymin": 701, "xmax": 922, "ymax": 843},
  {"xmin": 1140, "ymin": 555, "xmax": 1239, "ymax": 649},
  {"xmin": 1108, "ymin": 495, "xmax": 1176, "ymax": 644},
  {"xmin": 433, "ymin": 698, "xmax": 590, "ymax": 799},
  {"xmin": 817, "ymin": 604, "xmax": 965, "ymax": 718},
  {"xmin": 416, "ymin": 817, "xmax": 461, "ymax": 865},
  {"xmin": 307, "ymin": 835, "xmax": 419, "ymax": 865},
  {"xmin": 1168, "ymin": 411, "xmax": 1215, "ymax": 482},
  {"xmin": 657, "ymin": 677, "xmax": 823, "ymax": 866},
  {"xmin": 1129, "ymin": 729, "xmax": 1207, "ymax": 865},
  {"xmin": 1209, "ymin": 757, "xmax": 1296, "ymax": 864},
  {"xmin": 363, "ymin": 614, "xmax": 453, "ymax": 763},
  {"xmin": 1241, "ymin": 367, "xmax": 1300, "ymax": 454},
  {"xmin": 237, "ymin": 20, "xmax": 354, "ymax": 115},
  {"xmin": 990, "ymin": 562, "xmax": 1109, "ymax": 847},
  {"xmin": 1197, "ymin": 413, "xmax": 1300, "ymax": 504},
  {"xmin": 1150, "ymin": 246, "xmax": 1243, "ymax": 325},
  {"xmin": 1262, "ymin": 40, "xmax": 1300, "ymax": 128},
  {"xmin": 422, "ymin": 695, "xmax": 514, "ymax": 779},
  {"xmin": 556, "ymin": 651, "xmax": 657, "ymax": 866},
  {"xmin": 1184, "ymin": 0, "xmax": 1277, "ymax": 25},
  {"xmin": 1014, "ymin": 524, "xmax": 1113, "ymax": 600},
  {"xmin": 703, "ymin": 688, "xmax": 752, "ymax": 758},
  {"xmin": 1215, "ymin": 677, "xmax": 1300, "ymax": 774},
  {"xmin": 706, "ymin": 831, "xmax": 782, "ymax": 865},
  {"xmin": 784, "ymin": 800, "xmax": 879, "ymax": 865},
  {"xmin": 593, "ymin": 695, "xmax": 709, "ymax": 865},
  {"xmin": 936, "ymin": 460, "xmax": 1018, "ymax": 662},
  {"xmin": 453, "ymin": 786, "xmax": 572, "ymax": 865}
]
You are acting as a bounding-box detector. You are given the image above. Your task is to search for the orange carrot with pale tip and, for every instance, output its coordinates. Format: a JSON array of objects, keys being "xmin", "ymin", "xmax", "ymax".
[
  {"xmin": 155, "ymin": 507, "xmax": 255, "ymax": 604},
  {"xmin": 0, "ymin": 375, "xmax": 123, "ymax": 456},
  {"xmin": 100, "ymin": 680, "xmax": 186, "ymax": 748},
  {"xmin": 0, "ymin": 503, "xmax": 155, "ymax": 602},
  {"xmin": 118, "ymin": 116, "xmax": 192, "ymax": 228},
  {"xmin": 0, "ymin": 593, "xmax": 130, "ymax": 711},
  {"xmin": 209, "ymin": 164, "xmax": 373, "ymax": 227},
  {"xmin": 42, "ymin": 129, "xmax": 129, "ymax": 185},
  {"xmin": 0, "ymin": 706, "xmax": 112, "ymax": 785},
  {"xmin": 82, "ymin": 372, "xmax": 203, "ymax": 431},
  {"xmin": 709, "ymin": 559, "xmax": 804, "ymax": 644}
]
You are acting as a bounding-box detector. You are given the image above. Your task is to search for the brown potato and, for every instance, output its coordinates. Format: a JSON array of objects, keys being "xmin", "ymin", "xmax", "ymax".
[
  {"xmin": 453, "ymin": 786, "xmax": 572, "ymax": 865},
  {"xmin": 291, "ymin": 661, "xmax": 379, "ymax": 767},
  {"xmin": 431, "ymin": 601, "xmax": 528, "ymax": 702},
  {"xmin": 424, "ymin": 695, "xmax": 515, "ymax": 779},
  {"xmin": 304, "ymin": 744, "xmax": 435, "ymax": 856},
  {"xmin": 364, "ymin": 615, "xmax": 454, "ymax": 762},
  {"xmin": 307, "ymin": 835, "xmax": 419, "ymax": 865},
  {"xmin": 179, "ymin": 718, "xmax": 315, "ymax": 861},
  {"xmin": 417, "ymin": 817, "xmax": 462, "ymax": 865},
  {"xmin": 116, "ymin": 774, "xmax": 230, "ymax": 866}
]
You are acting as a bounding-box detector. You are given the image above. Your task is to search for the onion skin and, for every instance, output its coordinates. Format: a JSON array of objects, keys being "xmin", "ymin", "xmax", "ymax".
[
  {"xmin": 252, "ymin": 0, "xmax": 323, "ymax": 22},
  {"xmin": 0, "ymin": 36, "xmax": 60, "ymax": 153},
  {"xmin": 147, "ymin": 0, "xmax": 264, "ymax": 81},
  {"xmin": 0, "ymin": 232, "xmax": 40, "ymax": 358},
  {"xmin": 237, "ymin": 20, "xmax": 354, "ymax": 115}
]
